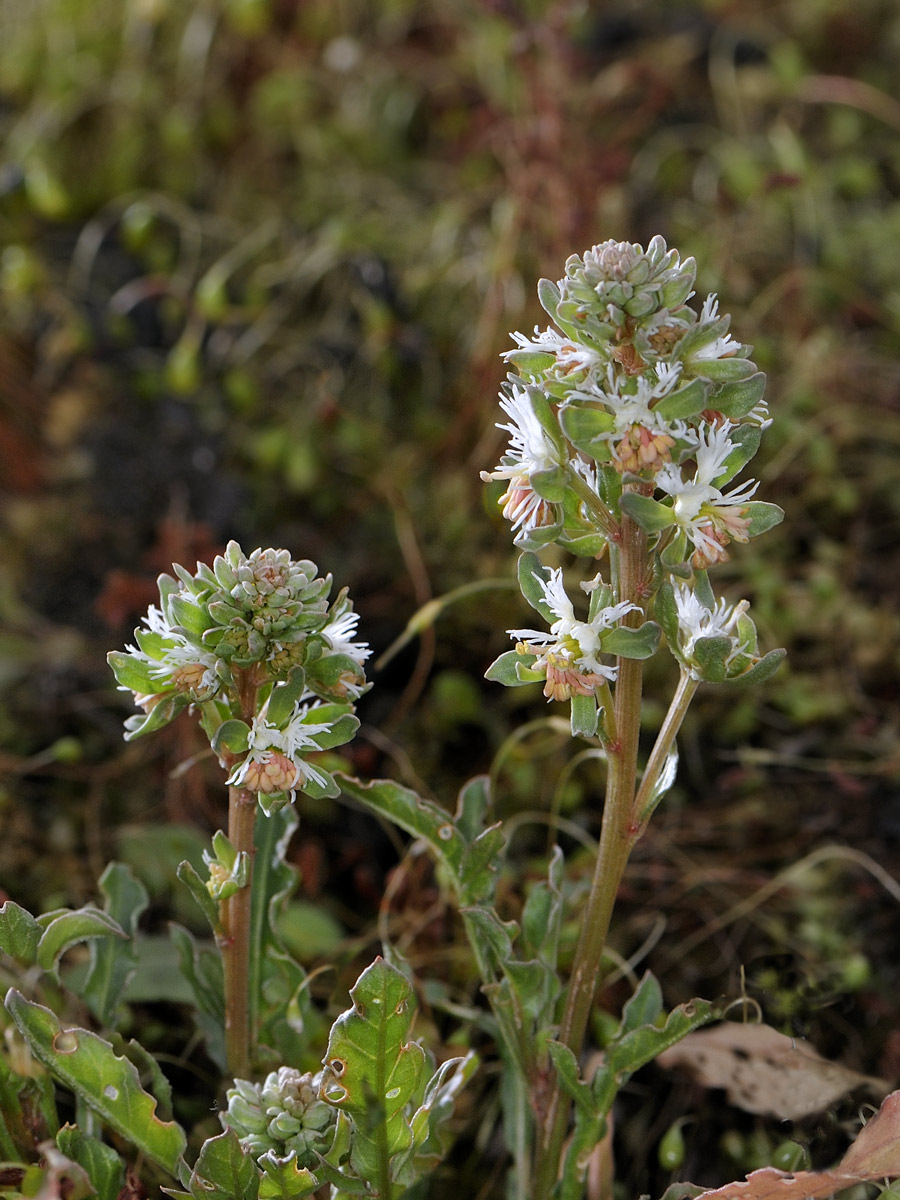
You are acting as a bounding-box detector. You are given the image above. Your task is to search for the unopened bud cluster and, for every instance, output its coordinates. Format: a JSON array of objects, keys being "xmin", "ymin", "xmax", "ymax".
[
  {"xmin": 222, "ymin": 1068, "xmax": 335, "ymax": 1167},
  {"xmin": 108, "ymin": 541, "xmax": 370, "ymax": 812},
  {"xmin": 484, "ymin": 237, "xmax": 784, "ymax": 720}
]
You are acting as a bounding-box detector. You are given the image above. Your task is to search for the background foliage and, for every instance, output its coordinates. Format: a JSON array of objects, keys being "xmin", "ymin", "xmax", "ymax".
[{"xmin": 1, "ymin": 0, "xmax": 899, "ymax": 1193}]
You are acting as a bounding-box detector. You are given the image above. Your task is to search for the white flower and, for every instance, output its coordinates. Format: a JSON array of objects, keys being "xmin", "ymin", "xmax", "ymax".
[
  {"xmin": 672, "ymin": 583, "xmax": 750, "ymax": 679},
  {"xmin": 227, "ymin": 702, "xmax": 334, "ymax": 800},
  {"xmin": 504, "ymin": 326, "xmax": 605, "ymax": 384},
  {"xmin": 655, "ymin": 423, "xmax": 758, "ymax": 564},
  {"xmin": 692, "ymin": 295, "xmax": 742, "ymax": 361},
  {"xmin": 321, "ymin": 610, "xmax": 371, "ymax": 665},
  {"xmin": 123, "ymin": 605, "xmax": 221, "ymax": 701},
  {"xmin": 481, "ymin": 384, "xmax": 566, "ymax": 537},
  {"xmin": 509, "ymin": 568, "xmax": 638, "ymax": 696}
]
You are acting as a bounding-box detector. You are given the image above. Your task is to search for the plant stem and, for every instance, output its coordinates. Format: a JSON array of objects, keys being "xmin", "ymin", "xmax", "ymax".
[
  {"xmin": 633, "ymin": 669, "xmax": 699, "ymax": 831},
  {"xmin": 221, "ymin": 783, "xmax": 257, "ymax": 1079},
  {"xmin": 534, "ymin": 512, "xmax": 647, "ymax": 1199}
]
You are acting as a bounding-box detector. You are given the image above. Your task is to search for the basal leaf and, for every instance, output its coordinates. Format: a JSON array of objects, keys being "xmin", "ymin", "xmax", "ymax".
[
  {"xmin": 56, "ymin": 1125, "xmax": 126, "ymax": 1200},
  {"xmin": 83, "ymin": 863, "xmax": 149, "ymax": 1028},
  {"xmin": 258, "ymin": 1150, "xmax": 319, "ymax": 1198},
  {"xmin": 618, "ymin": 972, "xmax": 663, "ymax": 1035},
  {"xmin": 4, "ymin": 989, "xmax": 187, "ymax": 1176},
  {"xmin": 320, "ymin": 958, "xmax": 427, "ymax": 1184}
]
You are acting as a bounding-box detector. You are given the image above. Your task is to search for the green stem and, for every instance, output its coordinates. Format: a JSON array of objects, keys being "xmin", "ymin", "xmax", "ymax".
[
  {"xmin": 566, "ymin": 467, "xmax": 620, "ymax": 540},
  {"xmin": 534, "ymin": 512, "xmax": 647, "ymax": 1199},
  {"xmin": 633, "ymin": 669, "xmax": 699, "ymax": 831},
  {"xmin": 222, "ymin": 784, "xmax": 257, "ymax": 1079}
]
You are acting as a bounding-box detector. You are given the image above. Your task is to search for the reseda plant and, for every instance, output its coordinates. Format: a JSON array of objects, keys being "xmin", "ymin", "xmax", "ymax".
[{"xmin": 0, "ymin": 239, "xmax": 788, "ymax": 1200}]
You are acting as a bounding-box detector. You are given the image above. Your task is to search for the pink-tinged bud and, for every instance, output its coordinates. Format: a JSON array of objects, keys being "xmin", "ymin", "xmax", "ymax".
[
  {"xmin": 542, "ymin": 653, "xmax": 608, "ymax": 701},
  {"xmin": 499, "ymin": 479, "xmax": 556, "ymax": 532},
  {"xmin": 170, "ymin": 662, "xmax": 217, "ymax": 700},
  {"xmin": 238, "ymin": 752, "xmax": 299, "ymax": 794}
]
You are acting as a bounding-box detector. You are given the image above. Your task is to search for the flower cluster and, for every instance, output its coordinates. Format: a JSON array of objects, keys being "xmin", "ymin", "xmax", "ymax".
[
  {"xmin": 484, "ymin": 238, "xmax": 785, "ymax": 717},
  {"xmin": 222, "ymin": 1068, "xmax": 336, "ymax": 1167},
  {"xmin": 108, "ymin": 541, "xmax": 370, "ymax": 811}
]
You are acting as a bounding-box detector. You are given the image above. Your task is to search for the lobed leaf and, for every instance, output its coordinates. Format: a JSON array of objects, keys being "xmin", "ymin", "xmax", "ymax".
[
  {"xmin": 183, "ymin": 1129, "xmax": 259, "ymax": 1200},
  {"xmin": 4, "ymin": 989, "xmax": 187, "ymax": 1176}
]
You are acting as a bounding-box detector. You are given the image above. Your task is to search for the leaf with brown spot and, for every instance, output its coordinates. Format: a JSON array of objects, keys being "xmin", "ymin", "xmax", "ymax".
[{"xmin": 657, "ymin": 1022, "xmax": 889, "ymax": 1120}]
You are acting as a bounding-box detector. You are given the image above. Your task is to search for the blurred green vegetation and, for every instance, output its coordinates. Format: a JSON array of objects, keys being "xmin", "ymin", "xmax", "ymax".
[{"xmin": 1, "ymin": 0, "xmax": 900, "ymax": 1192}]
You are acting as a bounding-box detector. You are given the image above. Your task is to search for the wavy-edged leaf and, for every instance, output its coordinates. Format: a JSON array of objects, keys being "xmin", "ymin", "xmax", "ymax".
[
  {"xmin": 4, "ymin": 989, "xmax": 187, "ymax": 1175},
  {"xmin": 169, "ymin": 924, "xmax": 225, "ymax": 1071},
  {"xmin": 36, "ymin": 907, "xmax": 126, "ymax": 973},
  {"xmin": 320, "ymin": 957, "xmax": 427, "ymax": 1183},
  {"xmin": 258, "ymin": 1150, "xmax": 319, "ymax": 1198},
  {"xmin": 338, "ymin": 776, "xmax": 465, "ymax": 887},
  {"xmin": 183, "ymin": 1129, "xmax": 259, "ymax": 1200}
]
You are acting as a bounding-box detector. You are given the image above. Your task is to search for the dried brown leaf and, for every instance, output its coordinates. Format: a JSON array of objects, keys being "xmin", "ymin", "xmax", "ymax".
[
  {"xmin": 693, "ymin": 1089, "xmax": 900, "ymax": 1200},
  {"xmin": 657, "ymin": 1022, "xmax": 889, "ymax": 1120}
]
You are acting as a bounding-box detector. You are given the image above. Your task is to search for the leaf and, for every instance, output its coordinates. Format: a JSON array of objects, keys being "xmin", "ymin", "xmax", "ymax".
[
  {"xmin": 458, "ymin": 823, "xmax": 505, "ymax": 906},
  {"xmin": 338, "ymin": 776, "xmax": 465, "ymax": 889},
  {"xmin": 744, "ymin": 501, "xmax": 785, "ymax": 537},
  {"xmin": 712, "ymin": 424, "xmax": 761, "ymax": 486},
  {"xmin": 184, "ymin": 1130, "xmax": 259, "ymax": 1200},
  {"xmin": 211, "ymin": 719, "xmax": 251, "ymax": 757},
  {"xmin": 36, "ymin": 907, "xmax": 126, "ymax": 973},
  {"xmin": 690, "ymin": 635, "xmax": 733, "ymax": 683},
  {"xmin": 558, "ymin": 405, "xmax": 615, "ymax": 458},
  {"xmin": 654, "ymin": 378, "xmax": 709, "ymax": 421},
  {"xmin": 176, "ymin": 860, "xmax": 221, "ymax": 933},
  {"xmin": 530, "ymin": 466, "xmax": 569, "ymax": 503},
  {"xmin": 258, "ymin": 1150, "xmax": 319, "ymax": 1198},
  {"xmin": 727, "ymin": 647, "xmax": 786, "ymax": 686},
  {"xmin": 0, "ymin": 900, "xmax": 41, "ymax": 966},
  {"xmin": 517, "ymin": 552, "xmax": 555, "ymax": 622},
  {"xmin": 56, "ymin": 1125, "xmax": 126, "ymax": 1200},
  {"xmin": 83, "ymin": 863, "xmax": 149, "ymax": 1028},
  {"xmin": 406, "ymin": 1051, "xmax": 479, "ymax": 1174},
  {"xmin": 569, "ymin": 693, "xmax": 598, "ymax": 738},
  {"xmin": 657, "ymin": 1022, "xmax": 889, "ymax": 1121},
  {"xmin": 619, "ymin": 972, "xmax": 663, "ymax": 1035},
  {"xmin": 460, "ymin": 907, "xmax": 517, "ymax": 970},
  {"xmin": 601, "ymin": 621, "xmax": 661, "ymax": 660},
  {"xmin": 537, "ymin": 277, "xmax": 561, "ymax": 321},
  {"xmin": 620, "ymin": 493, "xmax": 676, "ymax": 533},
  {"xmin": 454, "ymin": 774, "xmax": 492, "ymax": 844},
  {"xmin": 320, "ymin": 957, "xmax": 427, "ymax": 1184},
  {"xmin": 168, "ymin": 924, "xmax": 226, "ymax": 1071},
  {"xmin": 4, "ymin": 989, "xmax": 187, "ymax": 1175},
  {"xmin": 694, "ymin": 1090, "xmax": 900, "ymax": 1200},
  {"xmin": 710, "ymin": 372, "xmax": 767, "ymax": 419},
  {"xmin": 106, "ymin": 650, "xmax": 158, "ymax": 695}
]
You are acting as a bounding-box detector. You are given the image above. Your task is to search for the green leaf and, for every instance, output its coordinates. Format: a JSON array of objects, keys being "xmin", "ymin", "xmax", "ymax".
[
  {"xmin": 569, "ymin": 693, "xmax": 598, "ymax": 738},
  {"xmin": 57, "ymin": 1125, "xmax": 126, "ymax": 1200},
  {"xmin": 558, "ymin": 405, "xmax": 615, "ymax": 458},
  {"xmin": 211, "ymin": 719, "xmax": 251, "ymax": 756},
  {"xmin": 106, "ymin": 650, "xmax": 157, "ymax": 695},
  {"xmin": 530, "ymin": 466, "xmax": 569, "ymax": 504},
  {"xmin": 460, "ymin": 907, "xmax": 517, "ymax": 970},
  {"xmin": 169, "ymin": 925, "xmax": 225, "ymax": 1071},
  {"xmin": 406, "ymin": 1051, "xmax": 479, "ymax": 1175},
  {"xmin": 713, "ymin": 423, "xmax": 761, "ymax": 485},
  {"xmin": 176, "ymin": 860, "xmax": 221, "ymax": 933},
  {"xmin": 185, "ymin": 1130, "xmax": 259, "ymax": 1200},
  {"xmin": 36, "ymin": 908, "xmax": 126, "ymax": 973},
  {"xmin": 167, "ymin": 594, "xmax": 212, "ymax": 638},
  {"xmin": 258, "ymin": 1151, "xmax": 319, "ymax": 1198},
  {"xmin": 693, "ymin": 356, "xmax": 756, "ymax": 383},
  {"xmin": 653, "ymin": 378, "xmax": 709, "ymax": 422},
  {"xmin": 690, "ymin": 635, "xmax": 732, "ymax": 683},
  {"xmin": 744, "ymin": 500, "xmax": 785, "ymax": 537},
  {"xmin": 520, "ymin": 846, "xmax": 564, "ymax": 969},
  {"xmin": 620, "ymin": 493, "xmax": 676, "ymax": 533},
  {"xmin": 265, "ymin": 667, "xmax": 309, "ymax": 726},
  {"xmin": 454, "ymin": 775, "xmax": 493, "ymax": 843},
  {"xmin": 516, "ymin": 552, "xmax": 555, "ymax": 622},
  {"xmin": 0, "ymin": 900, "xmax": 41, "ymax": 966},
  {"xmin": 537, "ymin": 277, "xmax": 561, "ymax": 322},
  {"xmin": 601, "ymin": 621, "xmax": 661, "ymax": 660},
  {"xmin": 338, "ymin": 776, "xmax": 465, "ymax": 889},
  {"xmin": 4, "ymin": 989, "xmax": 187, "ymax": 1176},
  {"xmin": 693, "ymin": 569, "xmax": 716, "ymax": 610},
  {"xmin": 727, "ymin": 646, "xmax": 786, "ymax": 686},
  {"xmin": 618, "ymin": 972, "xmax": 663, "ymax": 1035},
  {"xmin": 321, "ymin": 958, "xmax": 427, "ymax": 1185},
  {"xmin": 654, "ymin": 578, "xmax": 680, "ymax": 649},
  {"xmin": 710, "ymin": 371, "xmax": 766, "ymax": 419},
  {"xmin": 123, "ymin": 693, "xmax": 185, "ymax": 741},
  {"xmin": 604, "ymin": 994, "xmax": 723, "ymax": 1082},
  {"xmin": 459, "ymin": 823, "xmax": 505, "ymax": 906},
  {"xmin": 83, "ymin": 863, "xmax": 149, "ymax": 1029}
]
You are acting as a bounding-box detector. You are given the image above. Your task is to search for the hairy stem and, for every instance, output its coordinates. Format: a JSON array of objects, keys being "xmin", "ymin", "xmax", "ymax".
[{"xmin": 534, "ymin": 512, "xmax": 647, "ymax": 1198}]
